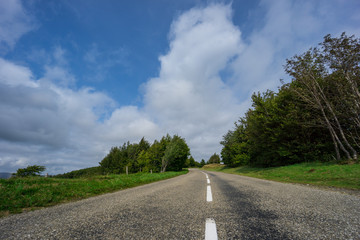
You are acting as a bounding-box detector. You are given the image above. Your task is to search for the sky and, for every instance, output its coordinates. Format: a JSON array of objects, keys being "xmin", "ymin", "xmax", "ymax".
[{"xmin": 0, "ymin": 0, "xmax": 359, "ymax": 174}]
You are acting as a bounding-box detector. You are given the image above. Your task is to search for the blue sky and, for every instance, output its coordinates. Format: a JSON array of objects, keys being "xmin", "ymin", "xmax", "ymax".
[{"xmin": 0, "ymin": 0, "xmax": 359, "ymax": 174}]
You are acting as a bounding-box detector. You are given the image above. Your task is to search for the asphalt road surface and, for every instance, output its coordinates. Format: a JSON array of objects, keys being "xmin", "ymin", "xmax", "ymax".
[{"xmin": 1, "ymin": 169, "xmax": 359, "ymax": 239}]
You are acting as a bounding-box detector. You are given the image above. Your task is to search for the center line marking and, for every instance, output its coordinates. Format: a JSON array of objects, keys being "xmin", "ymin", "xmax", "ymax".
[
  {"xmin": 207, "ymin": 185, "xmax": 213, "ymax": 202},
  {"xmin": 207, "ymin": 178, "xmax": 210, "ymax": 184},
  {"xmin": 205, "ymin": 218, "xmax": 218, "ymax": 240}
]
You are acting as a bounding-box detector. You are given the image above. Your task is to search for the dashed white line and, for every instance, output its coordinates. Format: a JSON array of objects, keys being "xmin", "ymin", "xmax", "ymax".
[
  {"xmin": 202, "ymin": 172, "xmax": 217, "ymax": 239},
  {"xmin": 205, "ymin": 218, "xmax": 218, "ymax": 240},
  {"xmin": 206, "ymin": 185, "xmax": 213, "ymax": 202}
]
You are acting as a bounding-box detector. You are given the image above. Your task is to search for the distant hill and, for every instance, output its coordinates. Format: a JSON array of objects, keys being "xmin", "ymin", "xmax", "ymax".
[{"xmin": 0, "ymin": 172, "xmax": 12, "ymax": 179}]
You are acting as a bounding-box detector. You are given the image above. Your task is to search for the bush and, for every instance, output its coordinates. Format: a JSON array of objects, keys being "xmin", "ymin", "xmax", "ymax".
[{"xmin": 14, "ymin": 165, "xmax": 46, "ymax": 177}]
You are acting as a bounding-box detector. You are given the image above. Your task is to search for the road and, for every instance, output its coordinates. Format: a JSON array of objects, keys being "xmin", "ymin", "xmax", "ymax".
[{"xmin": 0, "ymin": 169, "xmax": 359, "ymax": 239}]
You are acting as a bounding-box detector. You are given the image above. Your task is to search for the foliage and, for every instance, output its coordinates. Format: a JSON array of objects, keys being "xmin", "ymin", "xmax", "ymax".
[
  {"xmin": 221, "ymin": 120, "xmax": 250, "ymax": 167},
  {"xmin": 161, "ymin": 135, "xmax": 190, "ymax": 172},
  {"xmin": 184, "ymin": 156, "xmax": 197, "ymax": 168},
  {"xmin": 13, "ymin": 165, "xmax": 46, "ymax": 177},
  {"xmin": 99, "ymin": 134, "xmax": 190, "ymax": 173},
  {"xmin": 285, "ymin": 33, "xmax": 360, "ymax": 161},
  {"xmin": 0, "ymin": 171, "xmax": 187, "ymax": 217},
  {"xmin": 221, "ymin": 33, "xmax": 360, "ymax": 167},
  {"xmin": 207, "ymin": 153, "xmax": 221, "ymax": 164}
]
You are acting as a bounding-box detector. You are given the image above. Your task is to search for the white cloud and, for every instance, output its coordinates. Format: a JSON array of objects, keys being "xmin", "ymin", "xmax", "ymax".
[
  {"xmin": 100, "ymin": 106, "xmax": 159, "ymax": 142},
  {"xmin": 231, "ymin": 0, "xmax": 360, "ymax": 99},
  {"xmin": 53, "ymin": 46, "xmax": 67, "ymax": 66},
  {"xmin": 42, "ymin": 65, "xmax": 76, "ymax": 87},
  {"xmin": 0, "ymin": 0, "xmax": 36, "ymax": 52},
  {"xmin": 143, "ymin": 4, "xmax": 244, "ymax": 161},
  {"xmin": 0, "ymin": 53, "xmax": 158, "ymax": 173},
  {"xmin": 0, "ymin": 58, "xmax": 37, "ymax": 87},
  {"xmin": 0, "ymin": 57, "xmax": 117, "ymax": 173}
]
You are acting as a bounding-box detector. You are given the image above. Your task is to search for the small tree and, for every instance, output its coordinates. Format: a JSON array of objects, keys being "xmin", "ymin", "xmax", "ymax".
[
  {"xmin": 188, "ymin": 156, "xmax": 196, "ymax": 167},
  {"xmin": 207, "ymin": 153, "xmax": 220, "ymax": 164},
  {"xmin": 14, "ymin": 165, "xmax": 46, "ymax": 177},
  {"xmin": 161, "ymin": 135, "xmax": 190, "ymax": 172}
]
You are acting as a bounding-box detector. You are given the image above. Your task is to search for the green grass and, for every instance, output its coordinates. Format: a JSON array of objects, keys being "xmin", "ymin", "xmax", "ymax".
[
  {"xmin": 0, "ymin": 171, "xmax": 187, "ymax": 217},
  {"xmin": 203, "ymin": 163, "xmax": 360, "ymax": 190}
]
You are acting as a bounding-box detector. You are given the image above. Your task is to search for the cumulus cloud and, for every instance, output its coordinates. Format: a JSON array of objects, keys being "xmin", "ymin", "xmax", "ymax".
[
  {"xmin": 100, "ymin": 106, "xmax": 159, "ymax": 142},
  {"xmin": 0, "ymin": 55, "xmax": 117, "ymax": 173},
  {"xmin": 0, "ymin": 0, "xmax": 36, "ymax": 52},
  {"xmin": 0, "ymin": 53, "xmax": 157, "ymax": 173},
  {"xmin": 144, "ymin": 4, "xmax": 244, "ymax": 160},
  {"xmin": 231, "ymin": 0, "xmax": 360, "ymax": 98}
]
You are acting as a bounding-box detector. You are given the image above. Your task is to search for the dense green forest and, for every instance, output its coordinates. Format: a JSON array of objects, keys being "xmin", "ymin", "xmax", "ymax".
[
  {"xmin": 221, "ymin": 33, "xmax": 360, "ymax": 167},
  {"xmin": 99, "ymin": 134, "xmax": 193, "ymax": 174}
]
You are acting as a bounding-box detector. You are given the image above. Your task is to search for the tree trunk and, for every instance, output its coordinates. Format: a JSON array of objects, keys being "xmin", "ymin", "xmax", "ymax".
[
  {"xmin": 314, "ymin": 75, "xmax": 357, "ymax": 160},
  {"xmin": 318, "ymin": 101, "xmax": 349, "ymax": 159}
]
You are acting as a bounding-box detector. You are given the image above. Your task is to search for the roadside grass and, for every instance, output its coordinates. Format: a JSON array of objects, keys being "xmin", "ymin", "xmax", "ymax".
[
  {"xmin": 0, "ymin": 171, "xmax": 187, "ymax": 218},
  {"xmin": 202, "ymin": 163, "xmax": 360, "ymax": 190}
]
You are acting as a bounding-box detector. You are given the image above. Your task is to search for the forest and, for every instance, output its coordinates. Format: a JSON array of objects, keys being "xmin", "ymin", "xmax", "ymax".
[
  {"xmin": 221, "ymin": 33, "xmax": 360, "ymax": 167},
  {"xmin": 99, "ymin": 134, "xmax": 193, "ymax": 174}
]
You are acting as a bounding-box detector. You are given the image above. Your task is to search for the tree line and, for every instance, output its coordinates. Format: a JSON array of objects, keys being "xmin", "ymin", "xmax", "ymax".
[
  {"xmin": 15, "ymin": 135, "xmax": 197, "ymax": 178},
  {"xmin": 221, "ymin": 33, "xmax": 360, "ymax": 167},
  {"xmin": 99, "ymin": 134, "xmax": 192, "ymax": 173}
]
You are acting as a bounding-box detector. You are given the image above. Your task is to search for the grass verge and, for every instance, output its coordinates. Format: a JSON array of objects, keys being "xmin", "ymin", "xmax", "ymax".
[
  {"xmin": 0, "ymin": 171, "xmax": 187, "ymax": 218},
  {"xmin": 203, "ymin": 163, "xmax": 360, "ymax": 190}
]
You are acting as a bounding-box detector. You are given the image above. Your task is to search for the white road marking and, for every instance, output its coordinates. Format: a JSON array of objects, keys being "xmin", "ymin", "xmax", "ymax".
[
  {"xmin": 202, "ymin": 172, "xmax": 217, "ymax": 239},
  {"xmin": 201, "ymin": 171, "xmax": 209, "ymax": 179},
  {"xmin": 207, "ymin": 185, "xmax": 213, "ymax": 202},
  {"xmin": 205, "ymin": 218, "xmax": 218, "ymax": 240}
]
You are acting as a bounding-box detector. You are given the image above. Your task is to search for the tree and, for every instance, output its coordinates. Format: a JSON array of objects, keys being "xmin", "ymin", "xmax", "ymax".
[
  {"xmin": 100, "ymin": 134, "xmax": 190, "ymax": 173},
  {"xmin": 99, "ymin": 146, "xmax": 128, "ymax": 173},
  {"xmin": 207, "ymin": 153, "xmax": 220, "ymax": 164},
  {"xmin": 221, "ymin": 118, "xmax": 250, "ymax": 167},
  {"xmin": 188, "ymin": 156, "xmax": 196, "ymax": 167},
  {"xmin": 145, "ymin": 140, "xmax": 163, "ymax": 172},
  {"xmin": 137, "ymin": 150, "xmax": 150, "ymax": 172},
  {"xmin": 185, "ymin": 156, "xmax": 196, "ymax": 168},
  {"xmin": 285, "ymin": 33, "xmax": 360, "ymax": 161},
  {"xmin": 220, "ymin": 33, "xmax": 359, "ymax": 168},
  {"xmin": 99, "ymin": 138, "xmax": 151, "ymax": 174},
  {"xmin": 161, "ymin": 135, "xmax": 190, "ymax": 172},
  {"xmin": 14, "ymin": 165, "xmax": 46, "ymax": 177}
]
